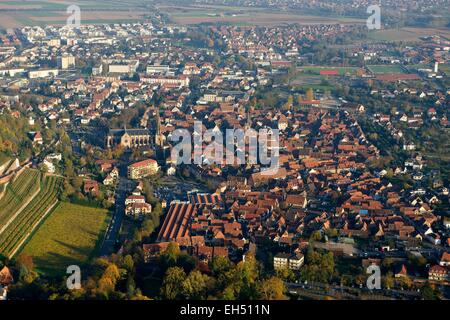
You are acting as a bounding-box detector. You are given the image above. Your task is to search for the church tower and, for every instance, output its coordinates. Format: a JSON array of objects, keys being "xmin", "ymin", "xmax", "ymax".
[
  {"xmin": 154, "ymin": 108, "xmax": 164, "ymax": 147},
  {"xmin": 245, "ymin": 105, "xmax": 252, "ymax": 130}
]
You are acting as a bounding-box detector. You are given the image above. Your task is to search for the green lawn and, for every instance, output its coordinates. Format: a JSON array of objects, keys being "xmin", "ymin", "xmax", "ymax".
[
  {"xmin": 298, "ymin": 66, "xmax": 359, "ymax": 76},
  {"xmin": 367, "ymin": 64, "xmax": 407, "ymax": 74},
  {"xmin": 20, "ymin": 202, "xmax": 111, "ymax": 276}
]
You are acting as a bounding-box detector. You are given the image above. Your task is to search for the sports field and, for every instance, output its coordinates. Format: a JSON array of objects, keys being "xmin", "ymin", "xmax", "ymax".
[
  {"xmin": 20, "ymin": 202, "xmax": 111, "ymax": 276},
  {"xmin": 367, "ymin": 65, "xmax": 407, "ymax": 74},
  {"xmin": 299, "ymin": 66, "xmax": 359, "ymax": 76}
]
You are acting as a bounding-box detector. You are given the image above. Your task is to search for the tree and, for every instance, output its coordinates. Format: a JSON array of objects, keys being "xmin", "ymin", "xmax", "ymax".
[
  {"xmin": 302, "ymin": 248, "xmax": 335, "ymax": 283},
  {"xmin": 396, "ymin": 275, "xmax": 413, "ymax": 289},
  {"xmin": 64, "ymin": 158, "xmax": 75, "ymax": 177},
  {"xmin": 15, "ymin": 253, "xmax": 37, "ymax": 284},
  {"xmin": 275, "ymin": 267, "xmax": 295, "ymax": 282},
  {"xmin": 258, "ymin": 277, "xmax": 286, "ymax": 300},
  {"xmin": 39, "ymin": 163, "xmax": 49, "ymax": 174},
  {"xmin": 72, "ymin": 176, "xmax": 83, "ymax": 190},
  {"xmin": 160, "ymin": 267, "xmax": 186, "ymax": 300},
  {"xmin": 112, "ymin": 145, "xmax": 124, "ymax": 159},
  {"xmin": 130, "ymin": 291, "xmax": 151, "ymax": 300},
  {"xmin": 325, "ymin": 228, "xmax": 338, "ymax": 238},
  {"xmin": 181, "ymin": 270, "xmax": 210, "ymax": 299},
  {"xmin": 210, "ymin": 256, "xmax": 233, "ymax": 277},
  {"xmin": 122, "ymin": 255, "xmax": 134, "ymax": 272},
  {"xmin": 160, "ymin": 242, "xmax": 180, "ymax": 268},
  {"xmin": 96, "ymin": 263, "xmax": 121, "ymax": 296},
  {"xmin": 103, "ymin": 264, "xmax": 120, "ymax": 283},
  {"xmin": 222, "ymin": 285, "xmax": 236, "ymax": 300},
  {"xmin": 382, "ymin": 272, "xmax": 394, "ymax": 289},
  {"xmin": 126, "ymin": 276, "xmax": 136, "ymax": 297},
  {"xmin": 369, "ymin": 133, "xmax": 379, "ymax": 141},
  {"xmin": 421, "ymin": 282, "xmax": 439, "ymax": 300},
  {"xmin": 141, "ymin": 219, "xmax": 155, "ymax": 237},
  {"xmin": 306, "ymin": 88, "xmax": 315, "ymax": 101},
  {"xmin": 283, "ymin": 95, "xmax": 294, "ymax": 110},
  {"xmin": 235, "ymin": 254, "xmax": 259, "ymax": 299},
  {"xmin": 79, "ymin": 157, "xmax": 87, "ymax": 167},
  {"xmin": 310, "ymin": 230, "xmax": 322, "ymax": 242}
]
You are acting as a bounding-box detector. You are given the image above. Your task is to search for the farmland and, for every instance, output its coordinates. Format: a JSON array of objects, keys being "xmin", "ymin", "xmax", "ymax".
[
  {"xmin": 0, "ymin": 175, "xmax": 63, "ymax": 259},
  {"xmin": 367, "ymin": 27, "xmax": 450, "ymax": 42},
  {"xmin": 20, "ymin": 202, "xmax": 111, "ymax": 276},
  {"xmin": 158, "ymin": 4, "xmax": 366, "ymax": 26},
  {"xmin": 0, "ymin": 169, "xmax": 41, "ymax": 228},
  {"xmin": 0, "ymin": 0, "xmax": 149, "ymax": 29},
  {"xmin": 0, "ymin": 0, "xmax": 367, "ymax": 29}
]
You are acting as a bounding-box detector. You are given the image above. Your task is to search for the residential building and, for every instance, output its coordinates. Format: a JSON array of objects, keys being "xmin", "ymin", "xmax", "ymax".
[{"xmin": 127, "ymin": 159, "xmax": 159, "ymax": 180}]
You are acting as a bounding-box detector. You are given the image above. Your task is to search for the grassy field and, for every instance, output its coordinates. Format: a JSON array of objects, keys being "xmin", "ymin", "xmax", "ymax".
[
  {"xmin": 298, "ymin": 66, "xmax": 359, "ymax": 76},
  {"xmin": 0, "ymin": 175, "xmax": 62, "ymax": 258},
  {"xmin": 367, "ymin": 65, "xmax": 407, "ymax": 74},
  {"xmin": 0, "ymin": 0, "xmax": 148, "ymax": 29},
  {"xmin": 367, "ymin": 27, "xmax": 450, "ymax": 42},
  {"xmin": 157, "ymin": 4, "xmax": 366, "ymax": 26},
  {"xmin": 20, "ymin": 202, "xmax": 110, "ymax": 276},
  {"xmin": 0, "ymin": 0, "xmax": 368, "ymax": 28}
]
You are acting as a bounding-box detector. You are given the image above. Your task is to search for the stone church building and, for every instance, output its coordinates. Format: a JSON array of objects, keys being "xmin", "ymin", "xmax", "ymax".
[{"xmin": 106, "ymin": 128, "xmax": 152, "ymax": 149}]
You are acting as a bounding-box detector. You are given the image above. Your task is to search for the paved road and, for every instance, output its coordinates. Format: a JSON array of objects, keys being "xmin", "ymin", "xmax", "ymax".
[{"xmin": 99, "ymin": 175, "xmax": 135, "ymax": 256}]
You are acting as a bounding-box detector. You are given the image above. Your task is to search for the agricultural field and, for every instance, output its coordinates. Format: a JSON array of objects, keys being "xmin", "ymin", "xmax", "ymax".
[
  {"xmin": 20, "ymin": 202, "xmax": 111, "ymax": 276},
  {"xmin": 0, "ymin": 169, "xmax": 41, "ymax": 228},
  {"xmin": 0, "ymin": 175, "xmax": 63, "ymax": 259},
  {"xmin": 0, "ymin": 0, "xmax": 369, "ymax": 28},
  {"xmin": 367, "ymin": 27, "xmax": 450, "ymax": 42},
  {"xmin": 0, "ymin": 0, "xmax": 149, "ymax": 29},
  {"xmin": 157, "ymin": 4, "xmax": 366, "ymax": 26},
  {"xmin": 367, "ymin": 64, "xmax": 408, "ymax": 74}
]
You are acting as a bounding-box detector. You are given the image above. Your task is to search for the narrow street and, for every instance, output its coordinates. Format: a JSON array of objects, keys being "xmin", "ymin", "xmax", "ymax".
[{"xmin": 100, "ymin": 172, "xmax": 135, "ymax": 256}]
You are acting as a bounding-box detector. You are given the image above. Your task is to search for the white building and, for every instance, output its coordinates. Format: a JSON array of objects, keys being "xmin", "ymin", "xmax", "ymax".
[
  {"xmin": 125, "ymin": 194, "xmax": 146, "ymax": 205},
  {"xmin": 59, "ymin": 55, "xmax": 76, "ymax": 69},
  {"xmin": 0, "ymin": 286, "xmax": 7, "ymax": 301},
  {"xmin": 273, "ymin": 253, "xmax": 304, "ymax": 271},
  {"xmin": 29, "ymin": 69, "xmax": 59, "ymax": 79}
]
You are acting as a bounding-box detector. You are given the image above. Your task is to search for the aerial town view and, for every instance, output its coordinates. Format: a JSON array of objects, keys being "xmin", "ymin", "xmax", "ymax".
[{"xmin": 0, "ymin": 0, "xmax": 449, "ymax": 310}]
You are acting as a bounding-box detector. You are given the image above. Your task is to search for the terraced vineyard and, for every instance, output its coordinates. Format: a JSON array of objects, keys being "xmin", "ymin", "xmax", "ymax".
[
  {"xmin": 0, "ymin": 175, "xmax": 63, "ymax": 258},
  {"xmin": 0, "ymin": 169, "xmax": 41, "ymax": 227}
]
